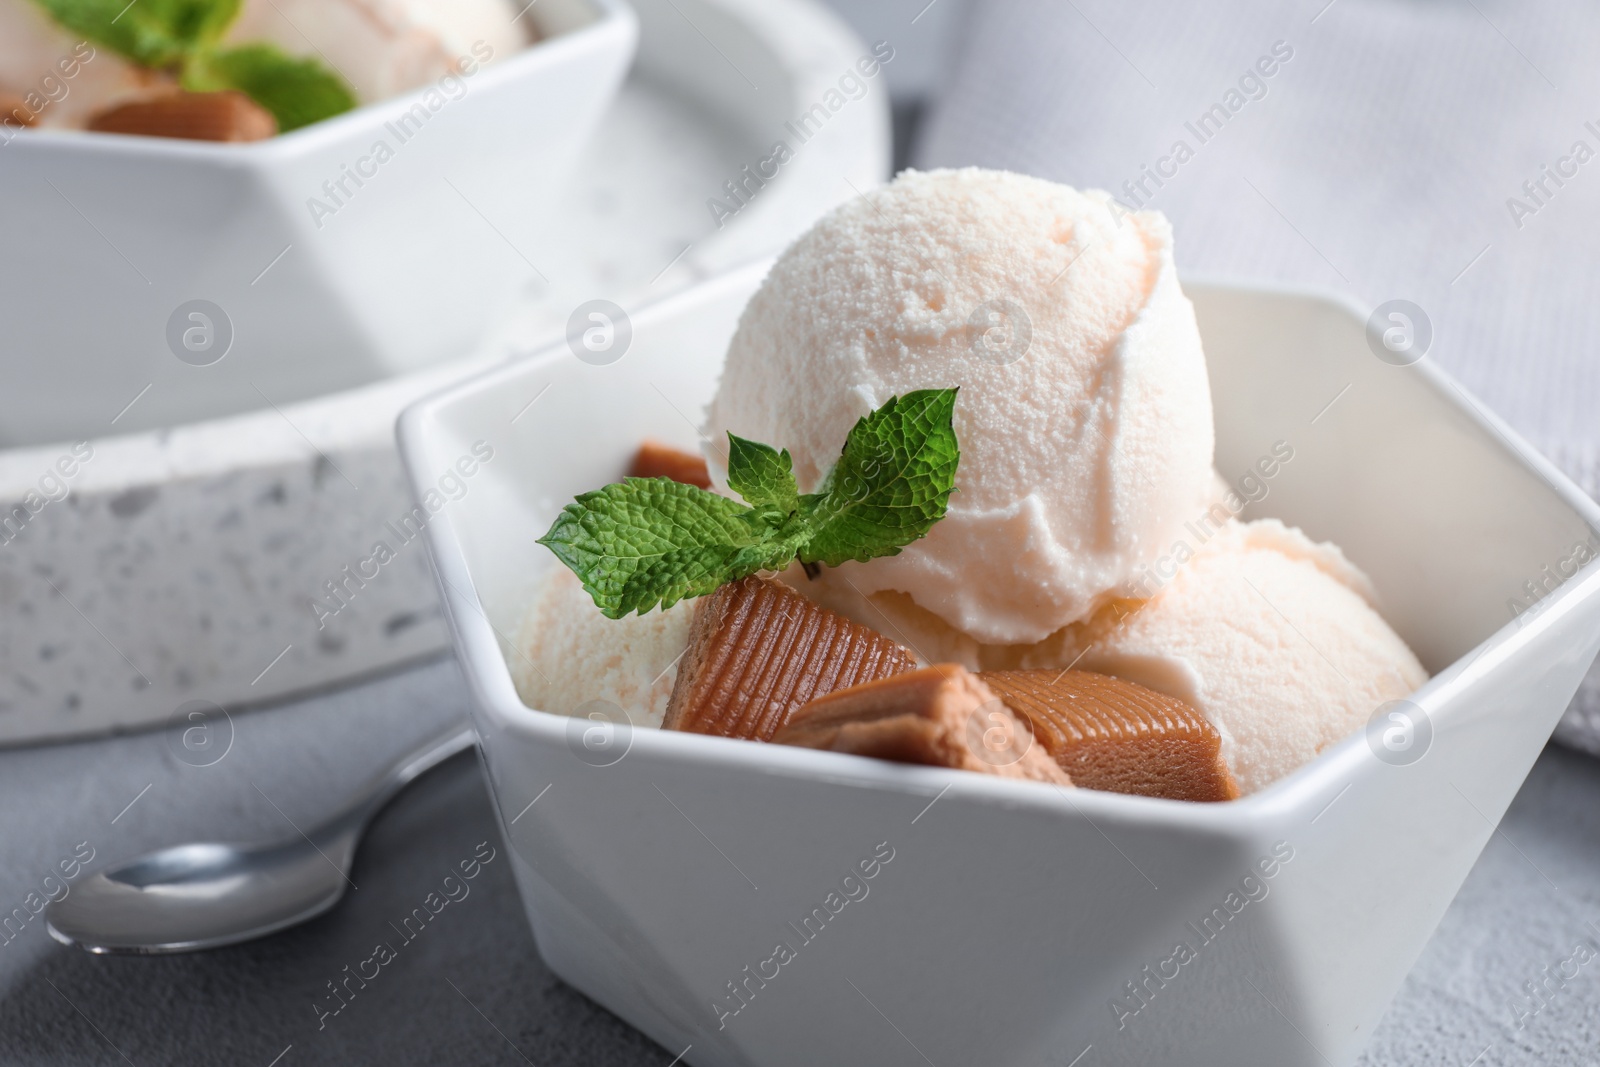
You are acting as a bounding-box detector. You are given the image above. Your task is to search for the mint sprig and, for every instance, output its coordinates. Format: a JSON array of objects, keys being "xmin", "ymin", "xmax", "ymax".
[
  {"xmin": 725, "ymin": 435, "xmax": 798, "ymax": 513},
  {"xmin": 797, "ymin": 390, "xmax": 963, "ymax": 568},
  {"xmin": 31, "ymin": 0, "xmax": 355, "ymax": 132},
  {"xmin": 539, "ymin": 389, "xmax": 960, "ymax": 618}
]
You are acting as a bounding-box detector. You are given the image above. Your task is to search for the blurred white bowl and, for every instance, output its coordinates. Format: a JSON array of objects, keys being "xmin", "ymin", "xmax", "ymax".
[
  {"xmin": 0, "ymin": 0, "xmax": 636, "ymax": 447},
  {"xmin": 400, "ymin": 263, "xmax": 1600, "ymax": 1066},
  {"xmin": 0, "ymin": 0, "xmax": 890, "ymax": 746}
]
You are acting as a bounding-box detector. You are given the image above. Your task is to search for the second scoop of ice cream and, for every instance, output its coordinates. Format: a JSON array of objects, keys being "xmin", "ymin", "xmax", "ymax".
[
  {"xmin": 1063, "ymin": 519, "xmax": 1429, "ymax": 794},
  {"xmin": 705, "ymin": 168, "xmax": 1216, "ymax": 645}
]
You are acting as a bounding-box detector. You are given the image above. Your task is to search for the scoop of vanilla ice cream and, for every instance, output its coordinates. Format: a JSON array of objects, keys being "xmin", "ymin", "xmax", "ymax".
[
  {"xmin": 228, "ymin": 0, "xmax": 527, "ymax": 104},
  {"xmin": 1068, "ymin": 519, "xmax": 1428, "ymax": 794},
  {"xmin": 512, "ymin": 567, "xmax": 693, "ymax": 729},
  {"xmin": 705, "ymin": 168, "xmax": 1215, "ymax": 645}
]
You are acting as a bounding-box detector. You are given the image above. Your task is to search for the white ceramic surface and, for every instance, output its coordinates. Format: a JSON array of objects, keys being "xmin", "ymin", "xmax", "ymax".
[
  {"xmin": 399, "ymin": 262, "xmax": 1600, "ymax": 1067},
  {"xmin": 0, "ymin": 0, "xmax": 635, "ymax": 448},
  {"xmin": 0, "ymin": 0, "xmax": 891, "ymax": 746}
]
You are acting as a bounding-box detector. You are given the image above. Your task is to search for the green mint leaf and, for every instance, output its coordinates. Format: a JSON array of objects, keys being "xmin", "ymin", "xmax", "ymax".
[
  {"xmin": 33, "ymin": 0, "xmax": 240, "ymax": 68},
  {"xmin": 797, "ymin": 388, "xmax": 960, "ymax": 567},
  {"xmin": 725, "ymin": 434, "xmax": 799, "ymax": 514},
  {"xmin": 32, "ymin": 0, "xmax": 355, "ymax": 135},
  {"xmin": 184, "ymin": 44, "xmax": 356, "ymax": 132},
  {"xmin": 540, "ymin": 390, "xmax": 961, "ymax": 617},
  {"xmin": 537, "ymin": 478, "xmax": 799, "ymax": 619}
]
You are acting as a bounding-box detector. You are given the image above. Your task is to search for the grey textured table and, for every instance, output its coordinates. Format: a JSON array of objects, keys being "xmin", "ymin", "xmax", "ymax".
[
  {"xmin": 1, "ymin": 655, "xmax": 1598, "ymax": 1066},
  {"xmin": 0, "ymin": 657, "xmax": 671, "ymax": 1066},
  {"xmin": 8, "ymin": 1, "xmax": 1600, "ymax": 1060}
]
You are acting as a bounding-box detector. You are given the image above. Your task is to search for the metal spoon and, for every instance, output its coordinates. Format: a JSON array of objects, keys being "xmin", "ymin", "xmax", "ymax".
[{"xmin": 45, "ymin": 725, "xmax": 477, "ymax": 955}]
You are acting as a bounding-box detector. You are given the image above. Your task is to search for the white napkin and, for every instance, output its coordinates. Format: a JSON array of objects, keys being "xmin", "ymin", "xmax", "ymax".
[{"xmin": 914, "ymin": 0, "xmax": 1600, "ymax": 753}]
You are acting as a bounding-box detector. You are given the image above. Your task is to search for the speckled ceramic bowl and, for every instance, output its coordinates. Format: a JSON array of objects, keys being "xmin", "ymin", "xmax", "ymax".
[{"xmin": 0, "ymin": 0, "xmax": 889, "ymax": 746}]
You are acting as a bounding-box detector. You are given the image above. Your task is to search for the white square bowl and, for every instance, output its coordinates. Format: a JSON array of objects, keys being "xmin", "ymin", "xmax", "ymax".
[
  {"xmin": 397, "ymin": 261, "xmax": 1600, "ymax": 1067},
  {"xmin": 0, "ymin": 0, "xmax": 635, "ymax": 447}
]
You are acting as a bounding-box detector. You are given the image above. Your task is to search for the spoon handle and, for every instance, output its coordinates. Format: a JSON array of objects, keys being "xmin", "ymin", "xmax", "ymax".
[{"xmin": 317, "ymin": 724, "xmax": 478, "ymax": 841}]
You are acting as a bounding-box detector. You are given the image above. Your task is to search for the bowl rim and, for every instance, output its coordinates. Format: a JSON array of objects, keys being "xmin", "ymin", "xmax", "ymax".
[
  {"xmin": 397, "ymin": 263, "xmax": 1600, "ymax": 832},
  {"xmin": 0, "ymin": 0, "xmax": 636, "ymax": 163}
]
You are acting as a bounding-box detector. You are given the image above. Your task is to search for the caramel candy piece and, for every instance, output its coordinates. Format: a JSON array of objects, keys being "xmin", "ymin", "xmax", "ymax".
[
  {"xmin": 88, "ymin": 90, "xmax": 277, "ymax": 142},
  {"xmin": 628, "ymin": 440, "xmax": 711, "ymax": 489},
  {"xmin": 664, "ymin": 576, "xmax": 915, "ymax": 741},
  {"xmin": 981, "ymin": 670, "xmax": 1238, "ymax": 802},
  {"xmin": 0, "ymin": 92, "xmax": 36, "ymax": 129},
  {"xmin": 774, "ymin": 665, "xmax": 1072, "ymax": 785}
]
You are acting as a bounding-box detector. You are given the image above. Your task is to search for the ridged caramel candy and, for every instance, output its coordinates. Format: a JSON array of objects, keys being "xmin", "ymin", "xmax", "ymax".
[
  {"xmin": 88, "ymin": 90, "xmax": 276, "ymax": 142},
  {"xmin": 0, "ymin": 93, "xmax": 35, "ymax": 128},
  {"xmin": 664, "ymin": 576, "xmax": 915, "ymax": 741},
  {"xmin": 774, "ymin": 665, "xmax": 1072, "ymax": 785},
  {"xmin": 628, "ymin": 440, "xmax": 711, "ymax": 489},
  {"xmin": 980, "ymin": 669, "xmax": 1238, "ymax": 801}
]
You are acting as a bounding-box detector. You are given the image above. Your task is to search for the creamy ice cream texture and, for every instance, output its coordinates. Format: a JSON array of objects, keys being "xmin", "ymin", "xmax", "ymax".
[
  {"xmin": 705, "ymin": 167, "xmax": 1216, "ymax": 646},
  {"xmin": 1062, "ymin": 519, "xmax": 1428, "ymax": 794},
  {"xmin": 0, "ymin": 0, "xmax": 526, "ymax": 128},
  {"xmin": 515, "ymin": 167, "xmax": 1428, "ymax": 796},
  {"xmin": 0, "ymin": 1, "xmax": 160, "ymax": 128},
  {"xmin": 512, "ymin": 567, "xmax": 693, "ymax": 730}
]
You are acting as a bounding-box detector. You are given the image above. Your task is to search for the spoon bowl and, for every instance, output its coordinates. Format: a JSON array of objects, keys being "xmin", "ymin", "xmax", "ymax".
[{"xmin": 46, "ymin": 726, "xmax": 475, "ymax": 955}]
